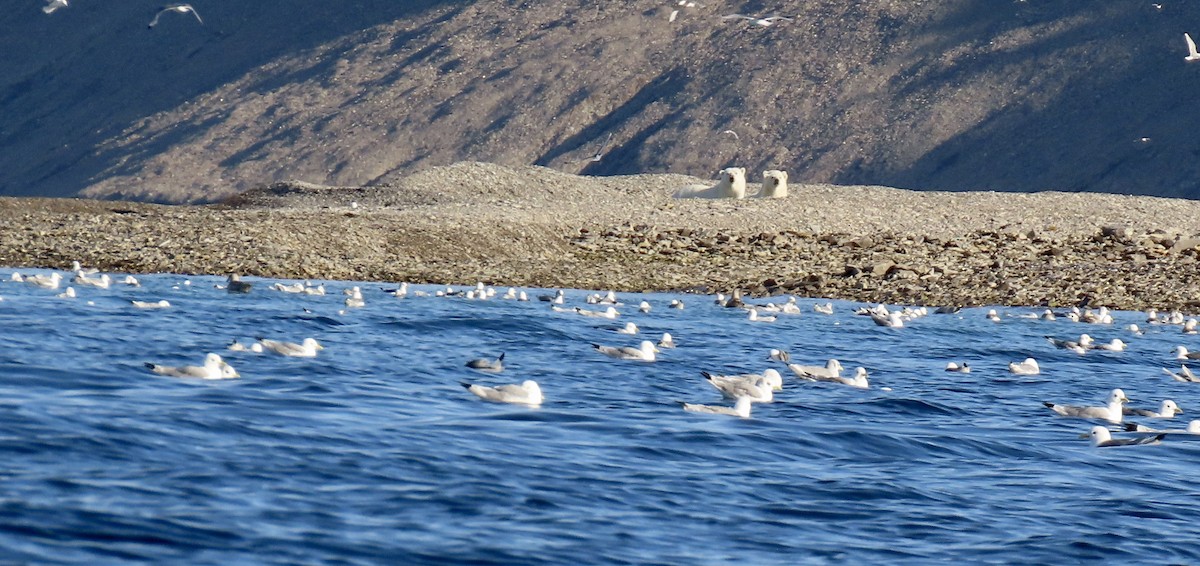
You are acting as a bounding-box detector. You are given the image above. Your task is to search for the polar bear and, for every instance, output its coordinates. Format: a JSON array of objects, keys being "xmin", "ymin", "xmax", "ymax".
[
  {"xmin": 673, "ymin": 167, "xmax": 747, "ymax": 199},
  {"xmin": 757, "ymin": 170, "xmax": 788, "ymax": 198}
]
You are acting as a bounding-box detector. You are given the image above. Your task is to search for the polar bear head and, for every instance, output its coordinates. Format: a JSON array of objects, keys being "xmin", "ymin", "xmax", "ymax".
[
  {"xmin": 717, "ymin": 167, "xmax": 747, "ymax": 199},
  {"xmin": 759, "ymin": 170, "xmax": 788, "ymax": 198}
]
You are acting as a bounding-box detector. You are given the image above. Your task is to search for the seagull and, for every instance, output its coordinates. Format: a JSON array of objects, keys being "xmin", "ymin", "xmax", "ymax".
[
  {"xmin": 575, "ymin": 306, "xmax": 619, "ymax": 319},
  {"xmin": 813, "ymin": 302, "xmax": 834, "ymax": 315},
  {"xmin": 680, "ymin": 397, "xmax": 752, "ymax": 418},
  {"xmin": 1124, "ymin": 420, "xmax": 1200, "ymax": 434},
  {"xmin": 578, "ymin": 133, "xmax": 613, "ymax": 163},
  {"xmin": 1186, "ymin": 33, "xmax": 1200, "ymax": 62},
  {"xmin": 1008, "ymin": 358, "xmax": 1040, "ymax": 375},
  {"xmin": 461, "ymin": 380, "xmax": 543, "ymax": 406},
  {"xmin": 871, "ymin": 310, "xmax": 904, "ymax": 328},
  {"xmin": 465, "ymin": 353, "xmax": 505, "ymax": 372},
  {"xmin": 1173, "ymin": 346, "xmax": 1200, "ymax": 360},
  {"xmin": 786, "ymin": 359, "xmax": 843, "ymax": 379},
  {"xmin": 43, "ymin": 0, "xmax": 67, "ymax": 14},
  {"xmin": 703, "ymin": 369, "xmax": 783, "ymax": 393},
  {"xmin": 747, "ymin": 308, "xmax": 776, "ymax": 323},
  {"xmin": 638, "ymin": 301, "xmax": 652, "ymax": 313},
  {"xmin": 657, "ymin": 333, "xmax": 676, "ymax": 349},
  {"xmin": 767, "ymin": 349, "xmax": 791, "ymax": 362},
  {"xmin": 131, "ymin": 299, "xmax": 171, "ymax": 309},
  {"xmin": 344, "ymin": 286, "xmax": 365, "ymax": 308},
  {"xmin": 1046, "ymin": 334, "xmax": 1093, "ymax": 353},
  {"xmin": 1163, "ymin": 364, "xmax": 1200, "ymax": 383},
  {"xmin": 149, "ymin": 4, "xmax": 204, "ymax": 28},
  {"xmin": 228, "ymin": 340, "xmax": 263, "ymax": 353},
  {"xmin": 24, "ymin": 272, "xmax": 62, "ymax": 289},
  {"xmin": 669, "ymin": 299, "xmax": 684, "ymax": 310},
  {"xmin": 1089, "ymin": 426, "xmax": 1164, "ymax": 447},
  {"xmin": 593, "ymin": 340, "xmax": 658, "ymax": 362},
  {"xmin": 703, "ymin": 373, "xmax": 774, "ymax": 402},
  {"xmin": 1044, "ymin": 388, "xmax": 1129, "ymax": 423},
  {"xmin": 1124, "ymin": 399, "xmax": 1182, "ymax": 418},
  {"xmin": 800, "ymin": 366, "xmax": 870, "ymax": 389},
  {"xmin": 538, "ymin": 289, "xmax": 565, "ymax": 304},
  {"xmin": 616, "ymin": 322, "xmax": 639, "ymax": 335},
  {"xmin": 721, "ymin": 14, "xmax": 792, "ymax": 26},
  {"xmin": 146, "ymin": 353, "xmax": 238, "ymax": 379},
  {"xmin": 257, "ymin": 337, "xmax": 324, "ymax": 358},
  {"xmin": 1094, "ymin": 339, "xmax": 1126, "ymax": 352},
  {"xmin": 56, "ymin": 287, "xmax": 76, "ymax": 299},
  {"xmin": 945, "ymin": 362, "xmax": 971, "ymax": 373},
  {"xmin": 986, "ymin": 309, "xmax": 1002, "ymax": 322}
]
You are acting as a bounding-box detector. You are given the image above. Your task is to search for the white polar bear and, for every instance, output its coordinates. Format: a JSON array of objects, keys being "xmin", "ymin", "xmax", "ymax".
[
  {"xmin": 673, "ymin": 167, "xmax": 747, "ymax": 199},
  {"xmin": 757, "ymin": 170, "xmax": 788, "ymax": 198}
]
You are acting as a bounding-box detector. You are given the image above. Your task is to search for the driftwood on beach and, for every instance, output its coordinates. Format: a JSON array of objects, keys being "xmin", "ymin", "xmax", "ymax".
[{"xmin": 2, "ymin": 162, "xmax": 1200, "ymax": 311}]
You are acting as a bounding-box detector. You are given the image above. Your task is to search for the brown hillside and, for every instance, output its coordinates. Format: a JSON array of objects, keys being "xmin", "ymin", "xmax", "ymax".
[{"xmin": 2, "ymin": 1, "xmax": 1198, "ymax": 202}]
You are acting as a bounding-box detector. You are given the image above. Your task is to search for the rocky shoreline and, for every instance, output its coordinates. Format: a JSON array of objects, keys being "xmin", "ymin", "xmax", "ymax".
[{"xmin": 3, "ymin": 162, "xmax": 1200, "ymax": 311}]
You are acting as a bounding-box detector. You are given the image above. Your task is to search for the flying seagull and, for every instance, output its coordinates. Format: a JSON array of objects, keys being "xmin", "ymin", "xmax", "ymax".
[
  {"xmin": 1186, "ymin": 33, "xmax": 1200, "ymax": 62},
  {"xmin": 578, "ymin": 133, "xmax": 613, "ymax": 163},
  {"xmin": 43, "ymin": 0, "xmax": 67, "ymax": 14},
  {"xmin": 149, "ymin": 4, "xmax": 204, "ymax": 29}
]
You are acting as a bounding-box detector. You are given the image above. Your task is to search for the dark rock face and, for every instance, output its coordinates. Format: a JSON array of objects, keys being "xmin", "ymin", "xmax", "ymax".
[{"xmin": 2, "ymin": 1, "xmax": 1199, "ymax": 203}]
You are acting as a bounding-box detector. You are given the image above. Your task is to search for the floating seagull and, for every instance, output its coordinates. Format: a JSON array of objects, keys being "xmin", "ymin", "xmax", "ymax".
[
  {"xmin": 56, "ymin": 287, "xmax": 75, "ymax": 299},
  {"xmin": 257, "ymin": 337, "xmax": 323, "ymax": 358},
  {"xmin": 272, "ymin": 282, "xmax": 305, "ymax": 293},
  {"xmin": 225, "ymin": 274, "xmax": 252, "ymax": 294},
  {"xmin": 1163, "ymin": 364, "xmax": 1200, "ymax": 383},
  {"xmin": 704, "ymin": 369, "xmax": 783, "ymax": 393},
  {"xmin": 146, "ymin": 353, "xmax": 238, "ymax": 379},
  {"xmin": 1125, "ymin": 399, "xmax": 1182, "ymax": 418},
  {"xmin": 616, "ymin": 322, "xmax": 639, "ymax": 335},
  {"xmin": 1008, "ymin": 358, "xmax": 1040, "ymax": 375},
  {"xmin": 149, "ymin": 4, "xmax": 204, "ymax": 28},
  {"xmin": 986, "ymin": 309, "xmax": 1001, "ymax": 322},
  {"xmin": 122, "ymin": 275, "xmax": 141, "ymax": 287},
  {"xmin": 703, "ymin": 373, "xmax": 775, "ymax": 402},
  {"xmin": 786, "ymin": 359, "xmax": 843, "ymax": 379},
  {"xmin": 1173, "ymin": 346, "xmax": 1200, "ymax": 360},
  {"xmin": 680, "ymin": 397, "xmax": 752, "ymax": 418},
  {"xmin": 669, "ymin": 299, "xmax": 684, "ymax": 310},
  {"xmin": 747, "ymin": 308, "xmax": 776, "ymax": 323},
  {"xmin": 24, "ymin": 272, "xmax": 62, "ymax": 289},
  {"xmin": 813, "ymin": 302, "xmax": 834, "ymax": 315},
  {"xmin": 593, "ymin": 340, "xmax": 658, "ymax": 362},
  {"xmin": 344, "ymin": 286, "xmax": 365, "ymax": 308},
  {"xmin": 1047, "ymin": 334, "xmax": 1093, "ymax": 353},
  {"xmin": 73, "ymin": 272, "xmax": 110, "ymax": 288},
  {"xmin": 461, "ymin": 380, "xmax": 543, "ymax": 406},
  {"xmin": 538, "ymin": 289, "xmax": 565, "ymax": 304},
  {"xmin": 43, "ymin": 0, "xmax": 67, "ymax": 14},
  {"xmin": 638, "ymin": 301, "xmax": 652, "ymax": 313},
  {"xmin": 1094, "ymin": 339, "xmax": 1126, "ymax": 352},
  {"xmin": 575, "ymin": 306, "xmax": 619, "ymax": 319},
  {"xmin": 657, "ymin": 332, "xmax": 676, "ymax": 349},
  {"xmin": 466, "ymin": 353, "xmax": 505, "ymax": 372},
  {"xmin": 945, "ymin": 362, "xmax": 971, "ymax": 373},
  {"xmin": 1124, "ymin": 420, "xmax": 1200, "ymax": 434},
  {"xmin": 1044, "ymin": 388, "xmax": 1128, "ymax": 423},
  {"xmin": 131, "ymin": 299, "xmax": 171, "ymax": 309},
  {"xmin": 871, "ymin": 310, "xmax": 904, "ymax": 328},
  {"xmin": 228, "ymin": 340, "xmax": 263, "ymax": 353},
  {"xmin": 1186, "ymin": 33, "xmax": 1200, "ymax": 62},
  {"xmin": 809, "ymin": 366, "xmax": 869, "ymax": 389},
  {"xmin": 1089, "ymin": 426, "xmax": 1164, "ymax": 447},
  {"xmin": 767, "ymin": 349, "xmax": 791, "ymax": 362},
  {"xmin": 70, "ymin": 260, "xmax": 98, "ymax": 275}
]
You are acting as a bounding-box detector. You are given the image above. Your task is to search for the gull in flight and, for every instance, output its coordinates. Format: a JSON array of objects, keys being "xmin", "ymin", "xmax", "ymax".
[
  {"xmin": 577, "ymin": 133, "xmax": 613, "ymax": 163},
  {"xmin": 43, "ymin": 0, "xmax": 67, "ymax": 14},
  {"xmin": 1088, "ymin": 426, "xmax": 1164, "ymax": 447},
  {"xmin": 681, "ymin": 397, "xmax": 752, "ymax": 418},
  {"xmin": 1044, "ymin": 388, "xmax": 1129, "ymax": 424},
  {"xmin": 462, "ymin": 380, "xmax": 543, "ymax": 406},
  {"xmin": 146, "ymin": 353, "xmax": 238, "ymax": 379},
  {"xmin": 466, "ymin": 353, "xmax": 505, "ymax": 373},
  {"xmin": 1186, "ymin": 33, "xmax": 1200, "ymax": 62},
  {"xmin": 256, "ymin": 337, "xmax": 324, "ymax": 358},
  {"xmin": 149, "ymin": 4, "xmax": 204, "ymax": 28},
  {"xmin": 722, "ymin": 14, "xmax": 792, "ymax": 27},
  {"xmin": 593, "ymin": 340, "xmax": 658, "ymax": 362}
]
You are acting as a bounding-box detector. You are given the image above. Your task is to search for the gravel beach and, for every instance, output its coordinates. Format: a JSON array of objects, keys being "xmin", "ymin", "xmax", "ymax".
[{"xmin": 3, "ymin": 162, "xmax": 1200, "ymax": 310}]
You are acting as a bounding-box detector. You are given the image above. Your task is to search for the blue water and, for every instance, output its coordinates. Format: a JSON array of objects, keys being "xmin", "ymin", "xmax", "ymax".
[{"xmin": 2, "ymin": 270, "xmax": 1199, "ymax": 564}]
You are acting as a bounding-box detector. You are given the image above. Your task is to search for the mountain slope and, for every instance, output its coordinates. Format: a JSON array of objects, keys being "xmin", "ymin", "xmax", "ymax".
[{"xmin": 2, "ymin": 0, "xmax": 1199, "ymax": 202}]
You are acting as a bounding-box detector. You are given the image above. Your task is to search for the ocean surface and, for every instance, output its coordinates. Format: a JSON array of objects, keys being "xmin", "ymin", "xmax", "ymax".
[{"xmin": 1, "ymin": 269, "xmax": 1199, "ymax": 564}]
